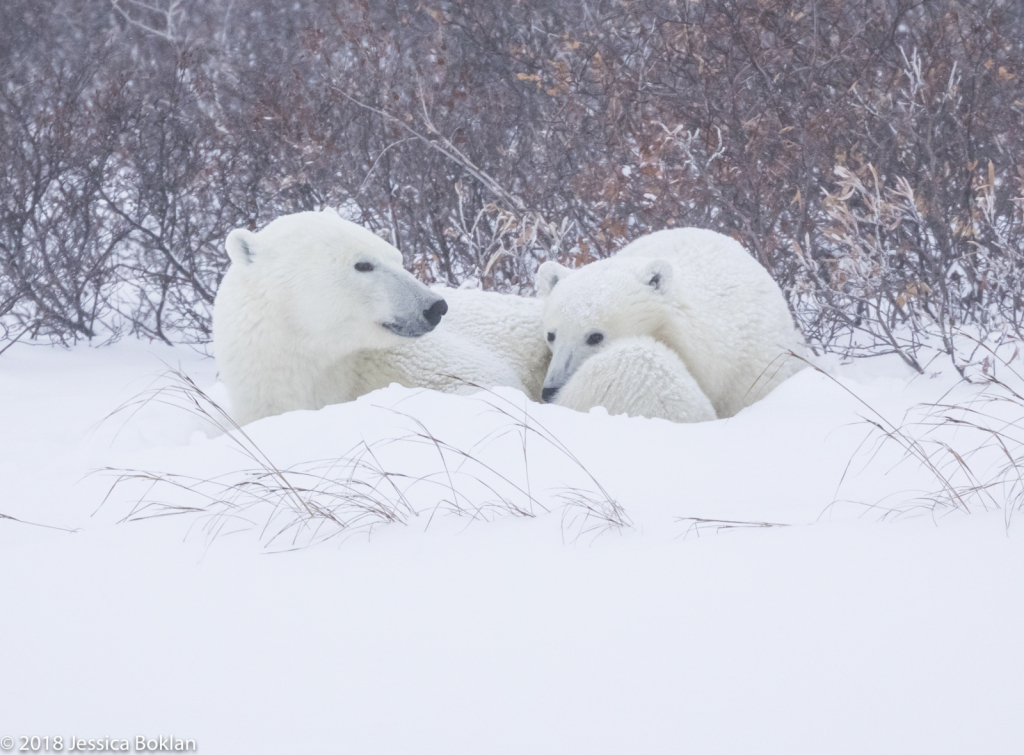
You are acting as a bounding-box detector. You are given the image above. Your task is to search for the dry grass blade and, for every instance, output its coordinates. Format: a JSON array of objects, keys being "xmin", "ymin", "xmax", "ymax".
[
  {"xmin": 0, "ymin": 512, "xmax": 80, "ymax": 533},
  {"xmin": 677, "ymin": 517, "xmax": 791, "ymax": 539}
]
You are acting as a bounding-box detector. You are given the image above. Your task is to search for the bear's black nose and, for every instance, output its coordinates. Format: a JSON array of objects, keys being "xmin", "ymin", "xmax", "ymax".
[
  {"xmin": 541, "ymin": 386, "xmax": 559, "ymax": 403},
  {"xmin": 424, "ymin": 298, "xmax": 448, "ymax": 327}
]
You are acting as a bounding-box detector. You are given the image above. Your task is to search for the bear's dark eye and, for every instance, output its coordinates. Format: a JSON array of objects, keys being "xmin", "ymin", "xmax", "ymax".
[
  {"xmin": 546, "ymin": 332, "xmax": 555, "ymax": 343},
  {"xmin": 354, "ymin": 262, "xmax": 374, "ymax": 272},
  {"xmin": 586, "ymin": 332, "xmax": 604, "ymax": 346}
]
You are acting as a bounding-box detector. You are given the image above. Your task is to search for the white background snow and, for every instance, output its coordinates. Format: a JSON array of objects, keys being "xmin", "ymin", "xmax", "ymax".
[{"xmin": 2, "ymin": 340, "xmax": 1022, "ymax": 754}]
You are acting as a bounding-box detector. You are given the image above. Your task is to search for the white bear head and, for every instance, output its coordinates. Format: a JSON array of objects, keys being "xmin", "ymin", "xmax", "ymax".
[
  {"xmin": 224, "ymin": 210, "xmax": 447, "ymax": 355},
  {"xmin": 535, "ymin": 256, "xmax": 674, "ymax": 402}
]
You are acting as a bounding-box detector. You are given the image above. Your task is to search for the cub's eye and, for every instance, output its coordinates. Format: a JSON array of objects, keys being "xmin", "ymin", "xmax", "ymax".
[
  {"xmin": 546, "ymin": 332, "xmax": 556, "ymax": 343},
  {"xmin": 354, "ymin": 262, "xmax": 374, "ymax": 272},
  {"xmin": 586, "ymin": 332, "xmax": 604, "ymax": 346}
]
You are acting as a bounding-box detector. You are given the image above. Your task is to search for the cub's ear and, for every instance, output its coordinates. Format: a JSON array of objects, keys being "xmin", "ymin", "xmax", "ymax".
[
  {"xmin": 536, "ymin": 260, "xmax": 572, "ymax": 298},
  {"xmin": 640, "ymin": 259, "xmax": 673, "ymax": 295},
  {"xmin": 226, "ymin": 228, "xmax": 257, "ymax": 266}
]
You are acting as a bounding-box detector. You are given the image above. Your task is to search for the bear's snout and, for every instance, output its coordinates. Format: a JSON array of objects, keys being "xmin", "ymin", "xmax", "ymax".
[
  {"xmin": 424, "ymin": 298, "xmax": 448, "ymax": 327},
  {"xmin": 541, "ymin": 386, "xmax": 560, "ymax": 403}
]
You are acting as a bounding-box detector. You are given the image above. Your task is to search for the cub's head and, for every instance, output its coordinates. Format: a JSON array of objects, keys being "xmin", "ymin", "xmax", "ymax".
[
  {"xmin": 535, "ymin": 256, "xmax": 674, "ymax": 402},
  {"xmin": 224, "ymin": 210, "xmax": 447, "ymax": 353}
]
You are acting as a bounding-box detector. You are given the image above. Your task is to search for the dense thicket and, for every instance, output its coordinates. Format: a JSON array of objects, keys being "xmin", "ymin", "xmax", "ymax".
[{"xmin": 2, "ymin": 0, "xmax": 1022, "ymax": 369}]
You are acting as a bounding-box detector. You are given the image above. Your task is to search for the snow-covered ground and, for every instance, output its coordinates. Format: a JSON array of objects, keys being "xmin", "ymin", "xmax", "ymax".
[{"xmin": 2, "ymin": 340, "xmax": 1023, "ymax": 754}]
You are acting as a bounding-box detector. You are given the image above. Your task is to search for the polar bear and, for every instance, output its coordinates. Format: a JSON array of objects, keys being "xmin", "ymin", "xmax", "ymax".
[
  {"xmin": 536, "ymin": 228, "xmax": 805, "ymax": 418},
  {"xmin": 213, "ymin": 210, "xmax": 549, "ymax": 425},
  {"xmin": 553, "ymin": 336, "xmax": 716, "ymax": 423},
  {"xmin": 345, "ymin": 284, "xmax": 548, "ymax": 400}
]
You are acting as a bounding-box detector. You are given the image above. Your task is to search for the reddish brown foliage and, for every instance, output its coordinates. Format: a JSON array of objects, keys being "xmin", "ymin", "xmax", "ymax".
[{"xmin": 1, "ymin": 0, "xmax": 1022, "ymax": 362}]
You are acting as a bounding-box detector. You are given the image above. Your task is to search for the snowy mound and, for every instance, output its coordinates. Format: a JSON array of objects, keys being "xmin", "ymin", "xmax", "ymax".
[{"xmin": 2, "ymin": 341, "xmax": 1023, "ymax": 755}]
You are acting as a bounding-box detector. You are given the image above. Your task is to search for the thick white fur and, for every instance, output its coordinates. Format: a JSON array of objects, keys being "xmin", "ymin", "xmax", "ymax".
[
  {"xmin": 554, "ymin": 337, "xmax": 716, "ymax": 423},
  {"xmin": 213, "ymin": 210, "xmax": 549, "ymax": 424},
  {"xmin": 538, "ymin": 228, "xmax": 805, "ymax": 418}
]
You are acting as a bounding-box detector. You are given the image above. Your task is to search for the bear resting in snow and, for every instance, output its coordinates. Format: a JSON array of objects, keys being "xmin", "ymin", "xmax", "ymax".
[
  {"xmin": 553, "ymin": 336, "xmax": 716, "ymax": 423},
  {"xmin": 537, "ymin": 228, "xmax": 805, "ymax": 419},
  {"xmin": 213, "ymin": 210, "xmax": 549, "ymax": 425}
]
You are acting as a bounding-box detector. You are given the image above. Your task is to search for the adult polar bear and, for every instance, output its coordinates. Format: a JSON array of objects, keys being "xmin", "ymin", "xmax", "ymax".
[
  {"xmin": 538, "ymin": 228, "xmax": 805, "ymax": 419},
  {"xmin": 213, "ymin": 210, "xmax": 549, "ymax": 425}
]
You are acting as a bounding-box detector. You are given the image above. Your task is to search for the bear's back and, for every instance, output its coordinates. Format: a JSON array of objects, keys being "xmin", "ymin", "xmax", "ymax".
[
  {"xmin": 616, "ymin": 228, "xmax": 770, "ymax": 297},
  {"xmin": 614, "ymin": 227, "xmax": 804, "ymax": 417}
]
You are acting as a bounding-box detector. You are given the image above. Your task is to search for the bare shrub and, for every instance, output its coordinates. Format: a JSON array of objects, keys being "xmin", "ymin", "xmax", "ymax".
[
  {"xmin": 792, "ymin": 45, "xmax": 1024, "ymax": 372},
  {"xmin": 1, "ymin": 0, "xmax": 1022, "ymax": 364},
  {"xmin": 0, "ymin": 2, "xmax": 130, "ymax": 343}
]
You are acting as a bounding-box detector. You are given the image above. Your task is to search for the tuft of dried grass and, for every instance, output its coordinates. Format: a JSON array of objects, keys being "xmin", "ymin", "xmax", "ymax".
[
  {"xmin": 823, "ymin": 336, "xmax": 1024, "ymax": 526},
  {"xmin": 100, "ymin": 370, "xmax": 629, "ymax": 549}
]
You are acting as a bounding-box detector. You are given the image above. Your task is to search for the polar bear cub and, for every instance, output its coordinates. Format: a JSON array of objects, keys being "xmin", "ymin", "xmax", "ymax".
[
  {"xmin": 537, "ymin": 228, "xmax": 805, "ymax": 418},
  {"xmin": 553, "ymin": 336, "xmax": 716, "ymax": 423},
  {"xmin": 213, "ymin": 210, "xmax": 549, "ymax": 425}
]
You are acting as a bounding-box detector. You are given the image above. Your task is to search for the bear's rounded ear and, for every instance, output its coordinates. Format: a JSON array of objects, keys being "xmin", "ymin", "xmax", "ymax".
[
  {"xmin": 640, "ymin": 259, "xmax": 673, "ymax": 295},
  {"xmin": 226, "ymin": 228, "xmax": 257, "ymax": 266},
  {"xmin": 536, "ymin": 260, "xmax": 572, "ymax": 298}
]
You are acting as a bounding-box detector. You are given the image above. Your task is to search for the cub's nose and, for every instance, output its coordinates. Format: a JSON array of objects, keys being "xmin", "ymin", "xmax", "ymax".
[
  {"xmin": 424, "ymin": 298, "xmax": 448, "ymax": 327},
  {"xmin": 541, "ymin": 386, "xmax": 559, "ymax": 403}
]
